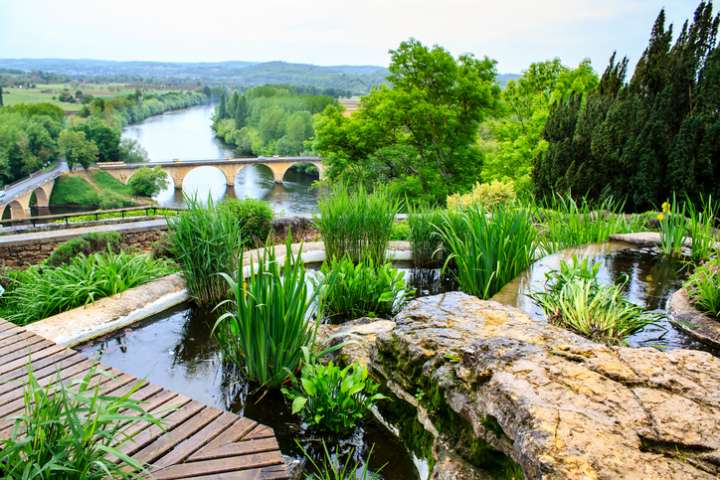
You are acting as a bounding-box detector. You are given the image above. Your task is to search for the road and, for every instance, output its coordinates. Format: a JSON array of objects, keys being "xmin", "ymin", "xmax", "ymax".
[{"xmin": 0, "ymin": 161, "xmax": 68, "ymax": 203}]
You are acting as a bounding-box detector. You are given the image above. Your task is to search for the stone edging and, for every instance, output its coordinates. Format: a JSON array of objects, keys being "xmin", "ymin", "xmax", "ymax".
[{"xmin": 667, "ymin": 288, "xmax": 720, "ymax": 348}]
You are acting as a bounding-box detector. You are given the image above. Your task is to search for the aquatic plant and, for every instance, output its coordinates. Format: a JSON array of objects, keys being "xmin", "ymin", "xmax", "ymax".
[
  {"xmin": 0, "ymin": 252, "xmax": 175, "ymax": 325},
  {"xmin": 685, "ymin": 258, "xmax": 720, "ymax": 317},
  {"xmin": 685, "ymin": 195, "xmax": 719, "ymax": 261},
  {"xmin": 46, "ymin": 231, "xmax": 122, "ymax": 267},
  {"xmin": 218, "ymin": 198, "xmax": 274, "ymax": 247},
  {"xmin": 529, "ymin": 257, "xmax": 660, "ymax": 343},
  {"xmin": 316, "ymin": 184, "xmax": 399, "ymax": 265},
  {"xmin": 407, "ymin": 206, "xmax": 446, "ymax": 267},
  {"xmin": 316, "ymin": 257, "xmax": 413, "ymax": 322},
  {"xmin": 534, "ymin": 194, "xmax": 640, "ymax": 253},
  {"xmin": 167, "ymin": 196, "xmax": 243, "ymax": 307},
  {"xmin": 658, "ymin": 198, "xmax": 687, "ymax": 257},
  {"xmin": 436, "ymin": 204, "xmax": 538, "ymax": 299},
  {"xmin": 214, "ymin": 239, "xmax": 318, "ymax": 388},
  {"xmin": 283, "ymin": 348, "xmax": 385, "ymax": 435},
  {"xmin": 301, "ymin": 441, "xmax": 383, "ymax": 480},
  {"xmin": 0, "ymin": 366, "xmax": 159, "ymax": 480}
]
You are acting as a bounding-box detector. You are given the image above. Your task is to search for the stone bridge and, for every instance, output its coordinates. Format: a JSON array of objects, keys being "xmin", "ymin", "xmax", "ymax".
[
  {"xmin": 1, "ymin": 163, "xmax": 66, "ymax": 220},
  {"xmin": 96, "ymin": 156, "xmax": 324, "ymax": 188}
]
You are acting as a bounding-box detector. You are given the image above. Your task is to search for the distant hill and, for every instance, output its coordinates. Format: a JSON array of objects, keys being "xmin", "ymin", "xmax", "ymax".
[
  {"xmin": 0, "ymin": 58, "xmax": 520, "ymax": 94},
  {"xmin": 497, "ymin": 73, "xmax": 521, "ymax": 87}
]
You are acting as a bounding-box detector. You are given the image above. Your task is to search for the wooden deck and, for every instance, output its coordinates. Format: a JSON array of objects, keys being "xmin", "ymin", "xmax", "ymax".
[{"xmin": 0, "ymin": 318, "xmax": 289, "ymax": 479}]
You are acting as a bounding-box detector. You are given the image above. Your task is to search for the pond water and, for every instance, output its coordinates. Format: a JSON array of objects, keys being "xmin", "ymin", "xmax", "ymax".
[{"xmin": 121, "ymin": 104, "xmax": 318, "ymax": 216}]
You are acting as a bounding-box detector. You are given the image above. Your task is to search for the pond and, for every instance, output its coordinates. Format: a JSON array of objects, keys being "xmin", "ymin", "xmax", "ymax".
[{"xmin": 121, "ymin": 104, "xmax": 318, "ymax": 216}]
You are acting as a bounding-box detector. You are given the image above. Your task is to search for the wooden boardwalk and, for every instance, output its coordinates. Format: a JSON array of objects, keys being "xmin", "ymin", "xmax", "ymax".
[{"xmin": 0, "ymin": 318, "xmax": 289, "ymax": 479}]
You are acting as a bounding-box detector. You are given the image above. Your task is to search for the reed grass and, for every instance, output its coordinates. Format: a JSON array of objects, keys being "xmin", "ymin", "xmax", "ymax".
[
  {"xmin": 167, "ymin": 196, "xmax": 243, "ymax": 307},
  {"xmin": 658, "ymin": 196, "xmax": 687, "ymax": 257},
  {"xmin": 0, "ymin": 252, "xmax": 175, "ymax": 325},
  {"xmin": 316, "ymin": 184, "xmax": 399, "ymax": 265},
  {"xmin": 213, "ymin": 238, "xmax": 318, "ymax": 388},
  {"xmin": 407, "ymin": 207, "xmax": 446, "ymax": 267},
  {"xmin": 0, "ymin": 366, "xmax": 160, "ymax": 480},
  {"xmin": 316, "ymin": 256, "xmax": 413, "ymax": 322},
  {"xmin": 685, "ymin": 258, "xmax": 720, "ymax": 317},
  {"xmin": 686, "ymin": 195, "xmax": 719, "ymax": 261},
  {"xmin": 436, "ymin": 204, "xmax": 538, "ymax": 299}
]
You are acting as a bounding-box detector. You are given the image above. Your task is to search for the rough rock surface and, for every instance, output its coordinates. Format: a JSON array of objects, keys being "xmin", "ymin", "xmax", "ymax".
[
  {"xmin": 318, "ymin": 317, "xmax": 396, "ymax": 366},
  {"xmin": 372, "ymin": 292, "xmax": 720, "ymax": 480},
  {"xmin": 668, "ymin": 288, "xmax": 720, "ymax": 348}
]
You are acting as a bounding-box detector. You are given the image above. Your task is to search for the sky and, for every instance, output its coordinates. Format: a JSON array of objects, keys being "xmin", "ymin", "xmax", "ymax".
[{"xmin": 0, "ymin": 0, "xmax": 708, "ymax": 73}]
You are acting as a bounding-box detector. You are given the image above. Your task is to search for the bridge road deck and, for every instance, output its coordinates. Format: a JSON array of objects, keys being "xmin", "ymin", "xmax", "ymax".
[{"xmin": 0, "ymin": 318, "xmax": 289, "ymax": 479}]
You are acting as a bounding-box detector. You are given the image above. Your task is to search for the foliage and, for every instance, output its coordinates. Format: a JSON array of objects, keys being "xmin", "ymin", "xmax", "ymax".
[
  {"xmin": 315, "ymin": 185, "xmax": 399, "ymax": 265},
  {"xmin": 529, "ymin": 257, "xmax": 660, "ymax": 343},
  {"xmin": 301, "ymin": 442, "xmax": 382, "ymax": 480},
  {"xmin": 46, "ymin": 231, "xmax": 122, "ymax": 267},
  {"xmin": 446, "ymin": 180, "xmax": 516, "ymax": 210},
  {"xmin": 282, "ymin": 349, "xmax": 385, "ymax": 435},
  {"xmin": 71, "ymin": 117, "xmax": 121, "ymax": 162},
  {"xmin": 535, "ymin": 194, "xmax": 643, "ymax": 253},
  {"xmin": 118, "ymin": 138, "xmax": 149, "ymax": 163},
  {"xmin": 167, "ymin": 197, "xmax": 243, "ymax": 307},
  {"xmin": 213, "ymin": 85, "xmax": 335, "ymax": 156},
  {"xmin": 436, "ymin": 204, "xmax": 538, "ymax": 299},
  {"xmin": 685, "ymin": 195, "xmax": 719, "ymax": 261},
  {"xmin": 213, "ymin": 239, "xmax": 318, "ymax": 388},
  {"xmin": 534, "ymin": 3, "xmax": 720, "ymax": 210},
  {"xmin": 313, "ymin": 38, "xmax": 500, "ymax": 203},
  {"xmin": 128, "ymin": 166, "xmax": 169, "ymax": 197},
  {"xmin": 0, "ymin": 252, "xmax": 175, "ymax": 325},
  {"xmin": 389, "ymin": 220, "xmax": 410, "ymax": 241},
  {"xmin": 658, "ymin": 199, "xmax": 687, "ymax": 257},
  {"xmin": 316, "ymin": 256, "xmax": 413, "ymax": 322},
  {"xmin": 685, "ymin": 258, "xmax": 720, "ymax": 317},
  {"xmin": 0, "ymin": 367, "xmax": 159, "ymax": 480},
  {"xmin": 408, "ymin": 207, "xmax": 446, "ymax": 267},
  {"xmin": 218, "ymin": 198, "xmax": 274, "ymax": 247},
  {"xmin": 58, "ymin": 129, "xmax": 98, "ymax": 169},
  {"xmin": 480, "ymin": 59, "xmax": 598, "ymax": 192}
]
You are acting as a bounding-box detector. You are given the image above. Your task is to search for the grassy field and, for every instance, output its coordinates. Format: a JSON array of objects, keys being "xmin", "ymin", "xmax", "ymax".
[
  {"xmin": 50, "ymin": 172, "xmax": 144, "ymax": 209},
  {"xmin": 3, "ymin": 83, "xmax": 151, "ymax": 113}
]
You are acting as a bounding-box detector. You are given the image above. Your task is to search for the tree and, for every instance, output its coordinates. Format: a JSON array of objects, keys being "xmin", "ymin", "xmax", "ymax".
[
  {"xmin": 72, "ymin": 118, "xmax": 120, "ymax": 162},
  {"xmin": 118, "ymin": 138, "xmax": 149, "ymax": 163},
  {"xmin": 59, "ymin": 130, "xmax": 99, "ymax": 169},
  {"xmin": 127, "ymin": 167, "xmax": 169, "ymax": 197},
  {"xmin": 313, "ymin": 38, "xmax": 500, "ymax": 203}
]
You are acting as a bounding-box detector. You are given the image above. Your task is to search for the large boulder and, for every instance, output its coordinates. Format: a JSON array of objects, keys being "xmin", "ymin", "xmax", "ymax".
[{"xmin": 371, "ymin": 292, "xmax": 720, "ymax": 479}]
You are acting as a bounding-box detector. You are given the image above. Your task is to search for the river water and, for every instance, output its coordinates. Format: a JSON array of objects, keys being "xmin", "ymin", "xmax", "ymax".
[{"xmin": 122, "ymin": 104, "xmax": 318, "ymax": 216}]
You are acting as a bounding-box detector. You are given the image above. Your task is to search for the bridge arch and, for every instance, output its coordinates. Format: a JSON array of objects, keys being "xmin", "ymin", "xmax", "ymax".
[
  {"xmin": 281, "ymin": 162, "xmax": 321, "ymax": 183},
  {"xmin": 233, "ymin": 163, "xmax": 275, "ymax": 187},
  {"xmin": 31, "ymin": 187, "xmax": 50, "ymax": 209},
  {"xmin": 2, "ymin": 200, "xmax": 26, "ymax": 220}
]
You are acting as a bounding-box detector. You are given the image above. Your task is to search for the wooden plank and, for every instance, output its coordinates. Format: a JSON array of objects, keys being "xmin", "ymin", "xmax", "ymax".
[
  {"xmin": 195, "ymin": 417, "xmax": 258, "ymax": 454},
  {"xmin": 0, "ymin": 330, "xmax": 42, "ymax": 349},
  {"xmin": 0, "ymin": 354, "xmax": 90, "ymax": 397},
  {"xmin": 189, "ymin": 437, "xmax": 280, "ymax": 462},
  {"xmin": 0, "ymin": 344, "xmax": 66, "ymax": 375},
  {"xmin": 150, "ymin": 451, "xmax": 284, "ymax": 480}
]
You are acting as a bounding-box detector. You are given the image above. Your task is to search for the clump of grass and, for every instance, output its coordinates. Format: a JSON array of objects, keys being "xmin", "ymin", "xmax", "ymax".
[
  {"xmin": 316, "ymin": 256, "xmax": 413, "ymax": 323},
  {"xmin": 436, "ymin": 204, "xmax": 538, "ymax": 299},
  {"xmin": 685, "ymin": 195, "xmax": 718, "ymax": 261},
  {"xmin": 0, "ymin": 251, "xmax": 175, "ymax": 325},
  {"xmin": 685, "ymin": 258, "xmax": 720, "ymax": 318},
  {"xmin": 46, "ymin": 231, "xmax": 122, "ymax": 266},
  {"xmin": 218, "ymin": 198, "xmax": 274, "ymax": 247},
  {"xmin": 316, "ymin": 185, "xmax": 399, "ymax": 265},
  {"xmin": 300, "ymin": 441, "xmax": 383, "ymax": 480},
  {"xmin": 529, "ymin": 257, "xmax": 661, "ymax": 343},
  {"xmin": 0, "ymin": 366, "xmax": 160, "ymax": 480},
  {"xmin": 167, "ymin": 196, "xmax": 243, "ymax": 307},
  {"xmin": 213, "ymin": 238, "xmax": 318, "ymax": 388},
  {"xmin": 535, "ymin": 194, "xmax": 639, "ymax": 253},
  {"xmin": 408, "ymin": 207, "xmax": 446, "ymax": 267},
  {"xmin": 658, "ymin": 197, "xmax": 687, "ymax": 257}
]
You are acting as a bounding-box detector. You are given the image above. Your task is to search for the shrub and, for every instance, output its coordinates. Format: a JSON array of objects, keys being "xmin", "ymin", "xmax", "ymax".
[
  {"xmin": 282, "ymin": 349, "xmax": 385, "ymax": 435},
  {"xmin": 529, "ymin": 257, "xmax": 660, "ymax": 343},
  {"xmin": 128, "ymin": 166, "xmax": 169, "ymax": 197},
  {"xmin": 213, "ymin": 239, "xmax": 318, "ymax": 388},
  {"xmin": 0, "ymin": 366, "xmax": 159, "ymax": 480},
  {"xmin": 446, "ymin": 180, "xmax": 516, "ymax": 210},
  {"xmin": 167, "ymin": 197, "xmax": 243, "ymax": 307},
  {"xmin": 685, "ymin": 258, "xmax": 720, "ymax": 318},
  {"xmin": 0, "ymin": 252, "xmax": 175, "ymax": 325},
  {"xmin": 47, "ymin": 231, "xmax": 122, "ymax": 266},
  {"xmin": 408, "ymin": 207, "xmax": 446, "ymax": 267},
  {"xmin": 316, "ymin": 257, "xmax": 413, "ymax": 322},
  {"xmin": 436, "ymin": 204, "xmax": 538, "ymax": 299},
  {"xmin": 219, "ymin": 198, "xmax": 273, "ymax": 247},
  {"xmin": 316, "ymin": 184, "xmax": 399, "ymax": 265},
  {"xmin": 658, "ymin": 199, "xmax": 687, "ymax": 257}
]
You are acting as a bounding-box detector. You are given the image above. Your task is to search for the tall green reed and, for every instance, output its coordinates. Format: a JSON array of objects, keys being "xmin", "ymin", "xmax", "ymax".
[
  {"xmin": 685, "ymin": 258, "xmax": 720, "ymax": 317},
  {"xmin": 167, "ymin": 196, "xmax": 243, "ymax": 307},
  {"xmin": 436, "ymin": 204, "xmax": 538, "ymax": 299},
  {"xmin": 658, "ymin": 197, "xmax": 687, "ymax": 257},
  {"xmin": 316, "ymin": 184, "xmax": 399, "ymax": 265},
  {"xmin": 0, "ymin": 366, "xmax": 160, "ymax": 480},
  {"xmin": 686, "ymin": 195, "xmax": 718, "ymax": 261},
  {"xmin": 213, "ymin": 238, "xmax": 318, "ymax": 388},
  {"xmin": 0, "ymin": 251, "xmax": 174, "ymax": 325},
  {"xmin": 407, "ymin": 206, "xmax": 446, "ymax": 267}
]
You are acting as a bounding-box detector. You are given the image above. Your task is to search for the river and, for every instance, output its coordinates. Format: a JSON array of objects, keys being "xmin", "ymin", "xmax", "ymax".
[{"xmin": 122, "ymin": 104, "xmax": 318, "ymax": 216}]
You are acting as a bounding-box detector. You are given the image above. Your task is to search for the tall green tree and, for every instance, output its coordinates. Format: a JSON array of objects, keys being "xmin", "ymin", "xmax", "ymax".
[
  {"xmin": 59, "ymin": 130, "xmax": 99, "ymax": 169},
  {"xmin": 313, "ymin": 39, "xmax": 499, "ymax": 203}
]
